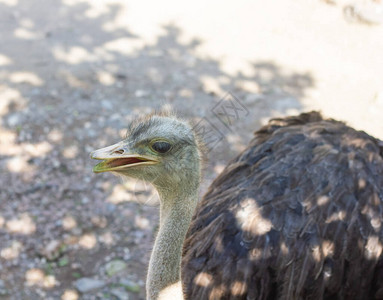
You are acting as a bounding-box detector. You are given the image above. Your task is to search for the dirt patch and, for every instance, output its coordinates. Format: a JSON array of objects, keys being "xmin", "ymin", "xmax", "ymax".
[{"xmin": 0, "ymin": 0, "xmax": 382, "ymax": 299}]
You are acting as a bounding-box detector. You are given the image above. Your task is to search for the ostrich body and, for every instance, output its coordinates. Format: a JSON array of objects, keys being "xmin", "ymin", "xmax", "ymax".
[{"xmin": 91, "ymin": 112, "xmax": 383, "ymax": 300}]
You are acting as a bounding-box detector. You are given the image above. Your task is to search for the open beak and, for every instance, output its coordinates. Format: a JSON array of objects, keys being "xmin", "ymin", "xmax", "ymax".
[{"xmin": 90, "ymin": 141, "xmax": 159, "ymax": 173}]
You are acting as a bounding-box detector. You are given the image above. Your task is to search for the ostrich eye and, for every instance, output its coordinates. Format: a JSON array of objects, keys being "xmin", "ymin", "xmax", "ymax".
[{"xmin": 151, "ymin": 141, "xmax": 172, "ymax": 154}]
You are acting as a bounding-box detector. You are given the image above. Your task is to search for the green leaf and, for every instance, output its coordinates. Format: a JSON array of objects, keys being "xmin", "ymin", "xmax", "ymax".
[
  {"xmin": 58, "ymin": 257, "xmax": 69, "ymax": 267},
  {"xmin": 72, "ymin": 272, "xmax": 82, "ymax": 279}
]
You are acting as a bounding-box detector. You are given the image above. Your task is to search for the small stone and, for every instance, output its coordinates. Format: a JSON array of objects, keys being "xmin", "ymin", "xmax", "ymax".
[
  {"xmin": 61, "ymin": 289, "xmax": 79, "ymax": 300},
  {"xmin": 123, "ymin": 248, "xmax": 131, "ymax": 261},
  {"xmin": 62, "ymin": 215, "xmax": 77, "ymax": 230},
  {"xmin": 119, "ymin": 279, "xmax": 140, "ymax": 293},
  {"xmin": 111, "ymin": 288, "xmax": 129, "ymax": 300},
  {"xmin": 101, "ymin": 100, "xmax": 113, "ymax": 110},
  {"xmin": 71, "ymin": 227, "xmax": 82, "ymax": 236},
  {"xmin": 8, "ymin": 114, "xmax": 21, "ymax": 127},
  {"xmin": 110, "ymin": 113, "xmax": 121, "ymax": 121},
  {"xmin": 115, "ymin": 73, "xmax": 127, "ymax": 80},
  {"xmin": 105, "ymin": 260, "xmax": 127, "ymax": 277},
  {"xmin": 106, "ymin": 203, "xmax": 116, "ymax": 213},
  {"xmin": 40, "ymin": 240, "xmax": 62, "ymax": 261},
  {"xmin": 73, "ymin": 278, "xmax": 106, "ymax": 293},
  {"xmin": 134, "ymin": 90, "xmax": 148, "ymax": 98},
  {"xmin": 91, "ymin": 216, "xmax": 107, "ymax": 228},
  {"xmin": 50, "ymin": 89, "xmax": 58, "ymax": 97},
  {"xmin": 31, "ymin": 88, "xmax": 41, "ymax": 95}
]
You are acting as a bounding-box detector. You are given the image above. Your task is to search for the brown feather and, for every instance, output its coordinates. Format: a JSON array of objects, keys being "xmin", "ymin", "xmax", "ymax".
[{"xmin": 182, "ymin": 111, "xmax": 383, "ymax": 300}]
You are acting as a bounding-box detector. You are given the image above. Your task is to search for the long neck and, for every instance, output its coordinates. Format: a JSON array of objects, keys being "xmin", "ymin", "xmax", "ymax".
[{"xmin": 147, "ymin": 191, "xmax": 198, "ymax": 300}]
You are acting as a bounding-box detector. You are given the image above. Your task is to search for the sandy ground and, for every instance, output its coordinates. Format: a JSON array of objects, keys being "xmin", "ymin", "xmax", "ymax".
[{"xmin": 0, "ymin": 0, "xmax": 382, "ymax": 299}]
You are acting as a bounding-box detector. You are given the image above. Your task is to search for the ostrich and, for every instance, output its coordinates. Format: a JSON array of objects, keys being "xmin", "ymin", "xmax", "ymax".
[{"xmin": 91, "ymin": 111, "xmax": 383, "ymax": 300}]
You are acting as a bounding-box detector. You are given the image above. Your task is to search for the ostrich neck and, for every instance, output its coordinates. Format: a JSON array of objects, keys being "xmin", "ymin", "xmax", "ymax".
[{"xmin": 147, "ymin": 190, "xmax": 198, "ymax": 300}]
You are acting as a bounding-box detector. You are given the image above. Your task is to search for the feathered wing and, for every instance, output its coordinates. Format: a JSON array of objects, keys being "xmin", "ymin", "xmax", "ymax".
[{"xmin": 182, "ymin": 112, "xmax": 383, "ymax": 300}]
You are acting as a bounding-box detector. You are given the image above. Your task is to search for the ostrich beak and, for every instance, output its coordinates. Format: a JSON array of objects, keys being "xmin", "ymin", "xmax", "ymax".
[{"xmin": 90, "ymin": 141, "xmax": 159, "ymax": 173}]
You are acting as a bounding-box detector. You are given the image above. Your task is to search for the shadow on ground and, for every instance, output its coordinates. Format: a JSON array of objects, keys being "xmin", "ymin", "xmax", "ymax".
[{"xmin": 0, "ymin": 0, "xmax": 314, "ymax": 299}]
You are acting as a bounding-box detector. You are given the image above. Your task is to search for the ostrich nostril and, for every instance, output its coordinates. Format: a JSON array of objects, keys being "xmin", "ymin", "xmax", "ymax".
[{"xmin": 113, "ymin": 149, "xmax": 124, "ymax": 155}]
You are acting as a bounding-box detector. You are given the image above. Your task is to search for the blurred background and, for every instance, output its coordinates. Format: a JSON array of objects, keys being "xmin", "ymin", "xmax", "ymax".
[{"xmin": 0, "ymin": 0, "xmax": 382, "ymax": 299}]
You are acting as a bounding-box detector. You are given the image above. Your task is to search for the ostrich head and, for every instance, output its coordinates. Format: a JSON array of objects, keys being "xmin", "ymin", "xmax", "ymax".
[
  {"xmin": 91, "ymin": 114, "xmax": 204, "ymax": 299},
  {"xmin": 91, "ymin": 114, "xmax": 202, "ymax": 199}
]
